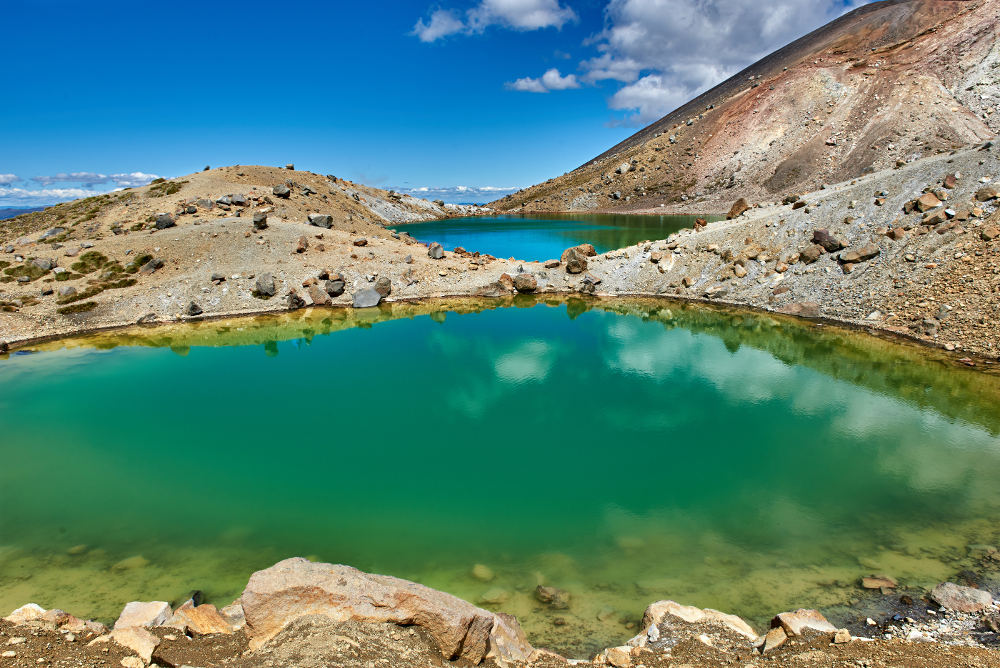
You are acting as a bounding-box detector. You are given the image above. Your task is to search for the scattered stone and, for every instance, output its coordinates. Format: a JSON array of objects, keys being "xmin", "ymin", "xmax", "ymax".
[
  {"xmin": 31, "ymin": 257, "xmax": 55, "ymax": 271},
  {"xmin": 185, "ymin": 302, "xmax": 203, "ymax": 317},
  {"xmin": 272, "ymin": 184, "xmax": 291, "ymax": 198},
  {"xmin": 114, "ymin": 601, "xmax": 172, "ymax": 629},
  {"xmin": 154, "ymin": 213, "xmax": 175, "ymax": 229},
  {"xmin": 120, "ymin": 657, "xmax": 144, "ymax": 668},
  {"xmin": 812, "ymin": 229, "xmax": 846, "ymax": 252},
  {"xmin": 834, "ymin": 628, "xmax": 852, "ymax": 644},
  {"xmin": 544, "ymin": 260, "xmax": 560, "ymax": 269},
  {"xmin": 779, "ymin": 302, "xmax": 821, "ymax": 318},
  {"xmin": 727, "ymin": 198, "xmax": 750, "ymax": 219},
  {"xmin": 513, "ymin": 273, "xmax": 537, "ymax": 293},
  {"xmin": 762, "ymin": 626, "xmax": 787, "ymax": 654},
  {"xmin": 981, "ymin": 226, "xmax": 999, "ymax": 241},
  {"xmin": 254, "ymin": 273, "xmax": 276, "ymax": 298},
  {"xmin": 240, "ymin": 558, "xmax": 533, "ymax": 663},
  {"xmin": 307, "ymin": 284, "xmax": 332, "ymax": 306},
  {"xmin": 772, "ymin": 609, "xmax": 837, "ymax": 637},
  {"xmin": 308, "ymin": 213, "xmax": 333, "ymax": 228},
  {"xmin": 535, "ymin": 585, "xmax": 570, "ymax": 610},
  {"xmin": 58, "ymin": 286, "xmax": 77, "ymax": 297},
  {"xmin": 139, "ymin": 258, "xmax": 164, "ymax": 275},
  {"xmin": 353, "ymin": 238, "xmax": 368, "ymax": 247},
  {"xmin": 374, "ymin": 276, "xmax": 392, "ymax": 298},
  {"xmin": 168, "ymin": 600, "xmax": 234, "ymax": 636},
  {"xmin": 606, "ymin": 645, "xmax": 632, "ymax": 667},
  {"xmin": 111, "ymin": 627, "xmax": 160, "ymax": 663},
  {"xmin": 975, "ymin": 187, "xmax": 997, "ymax": 202},
  {"xmin": 252, "ymin": 212, "xmax": 268, "ymax": 230},
  {"xmin": 4, "ymin": 604, "xmax": 46, "ymax": 624},
  {"xmin": 801, "ymin": 244, "xmax": 825, "ymax": 264},
  {"xmin": 840, "ymin": 244, "xmax": 880, "ymax": 264},
  {"xmin": 324, "ymin": 279, "xmax": 346, "ymax": 297},
  {"xmin": 930, "ymin": 582, "xmax": 993, "ymax": 613},
  {"xmin": 733, "ymin": 264, "xmax": 748, "ymax": 278},
  {"xmin": 886, "ymin": 227, "xmax": 907, "ymax": 241},
  {"xmin": 428, "ymin": 243, "xmax": 444, "ymax": 259},
  {"xmin": 352, "ymin": 288, "xmax": 382, "ymax": 308},
  {"xmin": 286, "ymin": 290, "xmax": 306, "ymax": 310},
  {"xmin": 915, "ymin": 193, "xmax": 942, "ymax": 212},
  {"xmin": 295, "ymin": 236, "xmax": 308, "ymax": 253}
]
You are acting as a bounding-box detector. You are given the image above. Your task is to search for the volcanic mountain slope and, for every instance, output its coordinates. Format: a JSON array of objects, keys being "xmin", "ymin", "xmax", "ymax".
[{"xmin": 494, "ymin": 0, "xmax": 1000, "ymax": 214}]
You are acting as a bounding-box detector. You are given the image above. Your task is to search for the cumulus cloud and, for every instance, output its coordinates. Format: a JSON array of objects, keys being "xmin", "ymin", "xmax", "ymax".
[
  {"xmin": 395, "ymin": 184, "xmax": 519, "ymax": 203},
  {"xmin": 413, "ymin": 9, "xmax": 466, "ymax": 42},
  {"xmin": 30, "ymin": 171, "xmax": 160, "ymax": 188},
  {"xmin": 0, "ymin": 174, "xmax": 18, "ymax": 186},
  {"xmin": 586, "ymin": 0, "xmax": 869, "ymax": 125},
  {"xmin": 507, "ymin": 68, "xmax": 581, "ymax": 93},
  {"xmin": 0, "ymin": 187, "xmax": 104, "ymax": 207},
  {"xmin": 412, "ymin": 0, "xmax": 576, "ymax": 41}
]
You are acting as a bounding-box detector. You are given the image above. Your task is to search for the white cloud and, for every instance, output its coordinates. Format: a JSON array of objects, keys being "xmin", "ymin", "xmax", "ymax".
[
  {"xmin": 110, "ymin": 172, "xmax": 159, "ymax": 188},
  {"xmin": 413, "ymin": 0, "xmax": 576, "ymax": 41},
  {"xmin": 586, "ymin": 0, "xmax": 869, "ymax": 126},
  {"xmin": 395, "ymin": 184, "xmax": 519, "ymax": 202},
  {"xmin": 32, "ymin": 172, "xmax": 111, "ymax": 187},
  {"xmin": 0, "ymin": 187, "xmax": 104, "ymax": 207},
  {"xmin": 507, "ymin": 67, "xmax": 580, "ymax": 93},
  {"xmin": 468, "ymin": 0, "xmax": 576, "ymax": 31},
  {"xmin": 0, "ymin": 174, "xmax": 18, "ymax": 186},
  {"xmin": 494, "ymin": 340, "xmax": 554, "ymax": 383},
  {"xmin": 413, "ymin": 9, "xmax": 465, "ymax": 42}
]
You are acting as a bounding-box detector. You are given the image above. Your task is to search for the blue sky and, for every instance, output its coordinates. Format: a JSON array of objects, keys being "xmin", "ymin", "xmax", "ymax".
[{"xmin": 0, "ymin": 0, "xmax": 865, "ymax": 206}]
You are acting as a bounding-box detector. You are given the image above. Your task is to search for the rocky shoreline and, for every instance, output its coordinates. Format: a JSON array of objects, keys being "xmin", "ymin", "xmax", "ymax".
[
  {"xmin": 2, "ymin": 145, "xmax": 999, "ymax": 363},
  {"xmin": 1, "ymin": 558, "xmax": 997, "ymax": 668}
]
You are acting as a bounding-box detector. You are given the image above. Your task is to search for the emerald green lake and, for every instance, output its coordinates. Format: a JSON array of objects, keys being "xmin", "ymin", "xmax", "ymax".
[
  {"xmin": 2, "ymin": 298, "xmax": 999, "ymax": 656},
  {"xmin": 393, "ymin": 213, "xmax": 721, "ymax": 261}
]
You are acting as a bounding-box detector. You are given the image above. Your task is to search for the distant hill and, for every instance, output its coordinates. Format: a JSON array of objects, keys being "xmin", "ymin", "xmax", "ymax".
[
  {"xmin": 495, "ymin": 0, "xmax": 1000, "ymax": 213},
  {"xmin": 0, "ymin": 207, "xmax": 46, "ymax": 220}
]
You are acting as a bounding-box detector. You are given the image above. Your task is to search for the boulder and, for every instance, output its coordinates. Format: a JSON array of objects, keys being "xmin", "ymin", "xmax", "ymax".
[
  {"xmin": 31, "ymin": 257, "xmax": 54, "ymax": 271},
  {"xmin": 114, "ymin": 601, "xmax": 172, "ymax": 629},
  {"xmin": 981, "ymin": 226, "xmax": 999, "ymax": 241},
  {"xmin": 727, "ymin": 198, "xmax": 750, "ymax": 219},
  {"xmin": 255, "ymin": 273, "xmax": 276, "ymax": 298},
  {"xmin": 168, "ymin": 600, "xmax": 234, "ymax": 635},
  {"xmin": 38, "ymin": 227, "xmax": 66, "ymax": 241},
  {"xmin": 771, "ymin": 609, "xmax": 837, "ymax": 637},
  {"xmin": 286, "ymin": 290, "xmax": 306, "ymax": 310},
  {"xmin": 428, "ymin": 243, "xmax": 445, "ymax": 259},
  {"xmin": 58, "ymin": 286, "xmax": 77, "ymax": 297},
  {"xmin": 930, "ymin": 582, "xmax": 993, "ymax": 613},
  {"xmin": 139, "ymin": 258, "xmax": 164, "ymax": 275},
  {"xmin": 943, "ymin": 173, "xmax": 958, "ymax": 189},
  {"xmin": 308, "ymin": 214, "xmax": 333, "ymax": 228},
  {"xmin": 232, "ymin": 194, "xmax": 247, "ymax": 206},
  {"xmin": 374, "ymin": 277, "xmax": 392, "ymax": 298},
  {"xmin": 308, "ymin": 284, "xmax": 332, "ymax": 306},
  {"xmin": 800, "ymin": 244, "xmax": 825, "ymax": 264},
  {"xmin": 560, "ymin": 244, "xmax": 597, "ymax": 262},
  {"xmin": 325, "ymin": 279, "xmax": 346, "ymax": 297},
  {"xmin": 216, "ymin": 196, "xmax": 232, "ymax": 205},
  {"xmin": 762, "ymin": 626, "xmax": 787, "ymax": 654},
  {"xmin": 252, "ymin": 212, "xmax": 268, "ymax": 230},
  {"xmin": 154, "ymin": 213, "xmax": 175, "ymax": 229},
  {"xmin": 840, "ymin": 245, "xmax": 880, "ymax": 264},
  {"xmin": 272, "ymin": 184, "xmax": 291, "ymax": 199},
  {"xmin": 812, "ymin": 229, "xmax": 845, "ymax": 252},
  {"xmin": 513, "ymin": 273, "xmax": 537, "ymax": 293},
  {"xmin": 638, "ymin": 600, "xmax": 757, "ymax": 642},
  {"xmin": 915, "ymin": 193, "xmax": 942, "ymax": 212},
  {"xmin": 111, "ymin": 627, "xmax": 160, "ymax": 663},
  {"xmin": 615, "ymin": 162, "xmax": 631, "ymax": 175},
  {"xmin": 564, "ymin": 249, "xmax": 588, "ymax": 274},
  {"xmin": 240, "ymin": 558, "xmax": 533, "ymax": 664},
  {"xmin": 975, "ymin": 187, "xmax": 998, "ymax": 202},
  {"xmin": 352, "ymin": 288, "xmax": 382, "ymax": 308},
  {"xmin": 185, "ymin": 302, "xmax": 203, "ymax": 317},
  {"xmin": 4, "ymin": 603, "xmax": 46, "ymax": 624}
]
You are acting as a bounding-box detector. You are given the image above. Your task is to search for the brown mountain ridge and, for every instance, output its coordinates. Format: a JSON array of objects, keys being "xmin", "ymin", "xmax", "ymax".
[{"xmin": 493, "ymin": 0, "xmax": 1000, "ymax": 214}]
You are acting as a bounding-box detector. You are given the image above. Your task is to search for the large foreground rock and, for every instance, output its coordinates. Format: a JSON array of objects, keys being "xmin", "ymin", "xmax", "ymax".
[
  {"xmin": 931, "ymin": 582, "xmax": 994, "ymax": 613},
  {"xmin": 637, "ymin": 600, "xmax": 757, "ymax": 643},
  {"xmin": 114, "ymin": 601, "xmax": 172, "ymax": 629},
  {"xmin": 241, "ymin": 558, "xmax": 533, "ymax": 664}
]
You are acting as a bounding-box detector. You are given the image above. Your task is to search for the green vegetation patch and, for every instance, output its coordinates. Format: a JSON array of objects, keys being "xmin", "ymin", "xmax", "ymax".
[
  {"xmin": 147, "ymin": 179, "xmax": 188, "ymax": 198},
  {"xmin": 57, "ymin": 302, "xmax": 97, "ymax": 315},
  {"xmin": 3, "ymin": 263, "xmax": 49, "ymax": 282},
  {"xmin": 70, "ymin": 251, "xmax": 110, "ymax": 274},
  {"xmin": 125, "ymin": 254, "xmax": 153, "ymax": 274}
]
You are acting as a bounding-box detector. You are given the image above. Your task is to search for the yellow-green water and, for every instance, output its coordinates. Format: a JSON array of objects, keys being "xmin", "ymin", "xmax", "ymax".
[{"xmin": 1, "ymin": 298, "xmax": 999, "ymax": 656}]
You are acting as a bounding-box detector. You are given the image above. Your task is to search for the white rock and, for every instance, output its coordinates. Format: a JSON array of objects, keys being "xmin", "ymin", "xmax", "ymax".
[
  {"xmin": 114, "ymin": 601, "xmax": 172, "ymax": 629},
  {"xmin": 4, "ymin": 604, "xmax": 46, "ymax": 624}
]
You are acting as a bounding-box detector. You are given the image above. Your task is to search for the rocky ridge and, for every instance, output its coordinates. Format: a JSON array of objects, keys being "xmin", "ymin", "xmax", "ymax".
[{"xmin": 492, "ymin": 0, "xmax": 1000, "ymax": 215}]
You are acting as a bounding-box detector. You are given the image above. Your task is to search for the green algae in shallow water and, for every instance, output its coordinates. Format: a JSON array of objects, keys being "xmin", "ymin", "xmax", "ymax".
[{"xmin": 1, "ymin": 298, "xmax": 1000, "ymax": 658}]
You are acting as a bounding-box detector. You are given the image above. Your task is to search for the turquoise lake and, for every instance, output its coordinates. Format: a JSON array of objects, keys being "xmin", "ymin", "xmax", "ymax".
[
  {"xmin": 393, "ymin": 213, "xmax": 721, "ymax": 261},
  {"xmin": 1, "ymin": 298, "xmax": 999, "ymax": 656}
]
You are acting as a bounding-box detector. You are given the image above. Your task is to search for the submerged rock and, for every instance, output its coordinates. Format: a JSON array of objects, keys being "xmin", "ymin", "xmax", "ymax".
[
  {"xmin": 535, "ymin": 585, "xmax": 570, "ymax": 610},
  {"xmin": 240, "ymin": 558, "xmax": 534, "ymax": 663}
]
